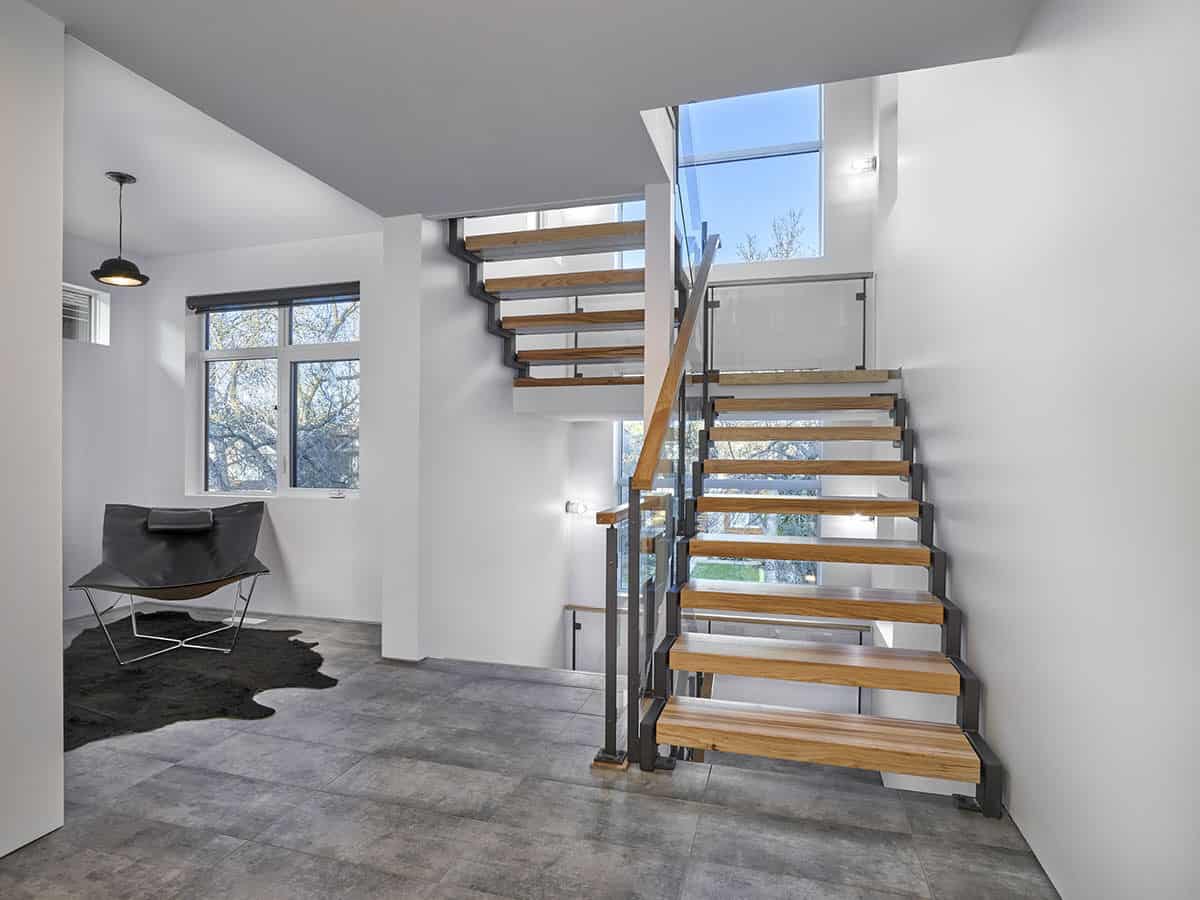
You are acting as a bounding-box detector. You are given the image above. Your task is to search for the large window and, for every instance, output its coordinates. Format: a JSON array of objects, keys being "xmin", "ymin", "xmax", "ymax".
[
  {"xmin": 200, "ymin": 289, "xmax": 360, "ymax": 494},
  {"xmin": 678, "ymin": 85, "xmax": 823, "ymax": 264}
]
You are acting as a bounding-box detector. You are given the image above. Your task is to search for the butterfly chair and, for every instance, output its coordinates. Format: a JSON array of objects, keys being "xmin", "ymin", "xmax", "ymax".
[{"xmin": 70, "ymin": 502, "xmax": 270, "ymax": 666}]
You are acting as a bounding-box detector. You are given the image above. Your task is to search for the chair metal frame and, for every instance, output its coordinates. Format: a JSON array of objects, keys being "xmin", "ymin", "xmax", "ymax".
[{"xmin": 77, "ymin": 575, "xmax": 259, "ymax": 666}]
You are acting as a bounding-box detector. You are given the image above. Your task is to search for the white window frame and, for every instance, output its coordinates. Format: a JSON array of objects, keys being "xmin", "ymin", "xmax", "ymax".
[
  {"xmin": 678, "ymin": 85, "xmax": 825, "ymax": 260},
  {"xmin": 62, "ymin": 282, "xmax": 111, "ymax": 345},
  {"xmin": 196, "ymin": 303, "xmax": 360, "ymax": 498}
]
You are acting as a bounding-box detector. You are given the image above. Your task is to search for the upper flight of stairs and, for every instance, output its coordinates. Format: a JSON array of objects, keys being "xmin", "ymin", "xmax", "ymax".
[
  {"xmin": 450, "ymin": 217, "xmax": 652, "ymax": 385},
  {"xmin": 464, "ymin": 220, "xmax": 645, "ymax": 259},
  {"xmin": 633, "ymin": 385, "xmax": 1003, "ymax": 817}
]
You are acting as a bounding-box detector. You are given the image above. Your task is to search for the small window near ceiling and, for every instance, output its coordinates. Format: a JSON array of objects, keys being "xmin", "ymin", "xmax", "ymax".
[{"xmin": 62, "ymin": 283, "xmax": 110, "ymax": 345}]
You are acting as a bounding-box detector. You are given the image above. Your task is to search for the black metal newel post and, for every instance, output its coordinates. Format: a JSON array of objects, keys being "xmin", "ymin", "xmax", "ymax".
[
  {"xmin": 626, "ymin": 482, "xmax": 641, "ymax": 762},
  {"xmin": 858, "ymin": 277, "xmax": 868, "ymax": 370},
  {"xmin": 593, "ymin": 523, "xmax": 624, "ymax": 766}
]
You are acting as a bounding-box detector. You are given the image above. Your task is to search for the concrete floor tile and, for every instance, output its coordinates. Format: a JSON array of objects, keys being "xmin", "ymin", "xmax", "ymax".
[
  {"xmin": 104, "ymin": 765, "xmax": 310, "ymax": 839},
  {"xmin": 691, "ymin": 809, "xmax": 931, "ymax": 897},
  {"xmin": 900, "ymin": 790, "xmax": 1031, "ymax": 852},
  {"xmin": 703, "ymin": 764, "xmax": 912, "ymax": 833},
  {"xmin": 326, "ymin": 754, "xmax": 523, "ymax": 818},
  {"xmin": 912, "ymin": 835, "xmax": 1060, "ymax": 899},
  {"xmin": 487, "ymin": 777, "xmax": 703, "ymax": 855},
  {"xmin": 180, "ymin": 731, "xmax": 364, "ymax": 788}
]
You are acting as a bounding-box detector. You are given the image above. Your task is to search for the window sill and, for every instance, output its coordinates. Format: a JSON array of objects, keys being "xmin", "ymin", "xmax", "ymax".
[{"xmin": 186, "ymin": 490, "xmax": 360, "ymax": 502}]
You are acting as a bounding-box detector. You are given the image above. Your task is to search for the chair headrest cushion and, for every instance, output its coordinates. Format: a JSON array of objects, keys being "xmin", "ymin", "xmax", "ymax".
[{"xmin": 146, "ymin": 508, "xmax": 214, "ymax": 533}]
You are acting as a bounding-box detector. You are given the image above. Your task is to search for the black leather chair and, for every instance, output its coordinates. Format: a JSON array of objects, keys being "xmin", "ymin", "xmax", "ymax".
[{"xmin": 71, "ymin": 502, "xmax": 270, "ymax": 665}]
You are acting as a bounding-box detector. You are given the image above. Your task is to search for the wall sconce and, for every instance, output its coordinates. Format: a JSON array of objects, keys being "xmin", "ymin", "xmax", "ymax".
[
  {"xmin": 565, "ymin": 500, "xmax": 591, "ymax": 516},
  {"xmin": 850, "ymin": 155, "xmax": 878, "ymax": 175}
]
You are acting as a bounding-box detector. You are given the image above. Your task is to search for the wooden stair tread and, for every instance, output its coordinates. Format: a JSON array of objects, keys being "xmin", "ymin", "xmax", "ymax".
[
  {"xmin": 513, "ymin": 375, "xmax": 643, "ymax": 387},
  {"xmin": 714, "ymin": 396, "xmax": 895, "ymax": 413},
  {"xmin": 657, "ymin": 696, "xmax": 980, "ymax": 782},
  {"xmin": 682, "ymin": 579, "xmax": 944, "ymax": 624},
  {"xmin": 485, "ymin": 268, "xmax": 645, "ymax": 299},
  {"xmin": 669, "ymin": 632, "xmax": 959, "ymax": 695},
  {"xmin": 500, "ymin": 309, "xmax": 644, "ymax": 334},
  {"xmin": 704, "ymin": 459, "xmax": 911, "ymax": 476},
  {"xmin": 690, "ymin": 533, "xmax": 932, "ymax": 566},
  {"xmin": 709, "ymin": 426, "xmax": 902, "ymax": 442},
  {"xmin": 466, "ymin": 221, "xmax": 644, "ymax": 259},
  {"xmin": 515, "ymin": 345, "xmax": 643, "ymax": 365},
  {"xmin": 699, "ymin": 369, "xmax": 899, "ymax": 385},
  {"xmin": 698, "ymin": 494, "xmax": 919, "ymax": 517}
]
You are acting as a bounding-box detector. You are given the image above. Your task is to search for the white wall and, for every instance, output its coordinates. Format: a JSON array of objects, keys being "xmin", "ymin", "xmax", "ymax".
[
  {"xmin": 873, "ymin": 1, "xmax": 1200, "ymax": 895},
  {"xmin": 0, "ymin": 0, "xmax": 65, "ymax": 858},
  {"xmin": 417, "ymin": 218, "xmax": 572, "ymax": 666},
  {"xmin": 61, "ymin": 234, "xmax": 150, "ymax": 619},
  {"xmin": 566, "ymin": 421, "xmax": 618, "ymax": 610},
  {"xmin": 136, "ymin": 233, "xmax": 384, "ymax": 623},
  {"xmin": 60, "ymin": 220, "xmax": 579, "ymax": 669}
]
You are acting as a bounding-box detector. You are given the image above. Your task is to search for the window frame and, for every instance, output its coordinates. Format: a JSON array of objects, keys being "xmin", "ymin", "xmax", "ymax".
[
  {"xmin": 678, "ymin": 85, "xmax": 825, "ymax": 262},
  {"xmin": 62, "ymin": 282, "xmax": 111, "ymax": 345},
  {"xmin": 198, "ymin": 302, "xmax": 360, "ymax": 498}
]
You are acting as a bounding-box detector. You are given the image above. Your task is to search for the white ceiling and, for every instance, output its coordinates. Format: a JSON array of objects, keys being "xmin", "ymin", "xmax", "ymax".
[
  {"xmin": 44, "ymin": 1, "xmax": 1039, "ymax": 222},
  {"xmin": 64, "ymin": 38, "xmax": 380, "ymax": 258}
]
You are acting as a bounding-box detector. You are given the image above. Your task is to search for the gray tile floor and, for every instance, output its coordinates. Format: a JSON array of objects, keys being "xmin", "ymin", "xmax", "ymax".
[{"xmin": 0, "ymin": 612, "xmax": 1059, "ymax": 898}]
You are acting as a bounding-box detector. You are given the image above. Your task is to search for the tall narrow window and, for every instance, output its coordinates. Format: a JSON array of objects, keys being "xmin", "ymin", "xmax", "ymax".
[
  {"xmin": 293, "ymin": 359, "xmax": 359, "ymax": 489},
  {"xmin": 678, "ymin": 85, "xmax": 823, "ymax": 264},
  {"xmin": 193, "ymin": 284, "xmax": 360, "ymax": 495}
]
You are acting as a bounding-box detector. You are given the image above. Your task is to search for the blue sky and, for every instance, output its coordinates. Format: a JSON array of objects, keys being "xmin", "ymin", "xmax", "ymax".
[{"xmin": 677, "ymin": 85, "xmax": 822, "ymax": 264}]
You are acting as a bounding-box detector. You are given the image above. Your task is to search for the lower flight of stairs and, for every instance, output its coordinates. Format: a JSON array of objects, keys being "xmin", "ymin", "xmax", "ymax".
[{"xmin": 638, "ymin": 385, "xmax": 1004, "ymax": 817}]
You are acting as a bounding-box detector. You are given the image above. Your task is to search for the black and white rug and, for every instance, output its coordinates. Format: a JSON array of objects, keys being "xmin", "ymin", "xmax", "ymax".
[{"xmin": 64, "ymin": 610, "xmax": 336, "ymax": 751}]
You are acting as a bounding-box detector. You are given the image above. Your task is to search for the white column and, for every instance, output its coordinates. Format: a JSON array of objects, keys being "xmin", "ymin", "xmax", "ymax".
[
  {"xmin": 364, "ymin": 215, "xmax": 424, "ymax": 660},
  {"xmin": 641, "ymin": 181, "xmax": 675, "ymax": 425},
  {"xmin": 0, "ymin": 0, "xmax": 65, "ymax": 856}
]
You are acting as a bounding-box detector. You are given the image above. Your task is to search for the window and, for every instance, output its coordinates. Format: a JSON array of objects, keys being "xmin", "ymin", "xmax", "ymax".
[
  {"xmin": 615, "ymin": 417, "xmax": 822, "ymax": 586},
  {"xmin": 678, "ymin": 85, "xmax": 823, "ymax": 264},
  {"xmin": 198, "ymin": 286, "xmax": 359, "ymax": 494},
  {"xmin": 62, "ymin": 283, "xmax": 110, "ymax": 345}
]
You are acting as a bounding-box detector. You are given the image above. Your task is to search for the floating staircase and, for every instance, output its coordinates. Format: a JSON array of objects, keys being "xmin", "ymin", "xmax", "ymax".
[
  {"xmin": 450, "ymin": 214, "xmax": 903, "ymax": 391},
  {"xmin": 449, "ymin": 217, "xmax": 655, "ymax": 385},
  {"xmin": 631, "ymin": 382, "xmax": 1004, "ymax": 817}
]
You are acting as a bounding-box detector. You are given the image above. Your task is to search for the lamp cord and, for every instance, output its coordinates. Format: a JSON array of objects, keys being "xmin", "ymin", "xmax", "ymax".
[{"xmin": 117, "ymin": 182, "xmax": 124, "ymax": 259}]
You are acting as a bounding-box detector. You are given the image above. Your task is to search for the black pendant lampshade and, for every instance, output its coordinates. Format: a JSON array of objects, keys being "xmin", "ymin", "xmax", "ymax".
[{"xmin": 92, "ymin": 171, "xmax": 149, "ymax": 287}]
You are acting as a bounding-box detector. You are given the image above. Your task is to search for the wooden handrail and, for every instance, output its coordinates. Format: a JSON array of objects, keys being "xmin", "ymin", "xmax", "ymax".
[
  {"xmin": 594, "ymin": 492, "xmax": 669, "ymax": 525},
  {"xmin": 630, "ymin": 234, "xmax": 720, "ymax": 490}
]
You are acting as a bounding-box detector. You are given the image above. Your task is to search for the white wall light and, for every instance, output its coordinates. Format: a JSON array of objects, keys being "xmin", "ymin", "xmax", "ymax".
[
  {"xmin": 850, "ymin": 155, "xmax": 878, "ymax": 174},
  {"xmin": 565, "ymin": 499, "xmax": 591, "ymax": 516}
]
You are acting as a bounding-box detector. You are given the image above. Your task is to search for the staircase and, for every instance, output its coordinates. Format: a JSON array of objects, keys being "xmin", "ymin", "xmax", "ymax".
[
  {"xmin": 637, "ymin": 375, "xmax": 1004, "ymax": 817},
  {"xmin": 448, "ymin": 216, "xmax": 656, "ymax": 387}
]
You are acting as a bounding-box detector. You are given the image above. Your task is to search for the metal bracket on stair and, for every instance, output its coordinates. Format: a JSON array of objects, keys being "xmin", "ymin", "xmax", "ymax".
[
  {"xmin": 956, "ymin": 731, "xmax": 1005, "ymax": 819},
  {"xmin": 639, "ymin": 697, "xmax": 675, "ymax": 771},
  {"xmin": 905, "ymin": 462, "xmax": 926, "ymax": 502},
  {"xmin": 447, "ymin": 219, "xmax": 528, "ymax": 376},
  {"xmin": 917, "ymin": 502, "xmax": 935, "ymax": 547},
  {"xmin": 949, "ymin": 656, "xmax": 981, "ymax": 733},
  {"xmin": 940, "ymin": 594, "xmax": 963, "ymax": 659},
  {"xmin": 929, "ymin": 547, "xmax": 947, "ymax": 598}
]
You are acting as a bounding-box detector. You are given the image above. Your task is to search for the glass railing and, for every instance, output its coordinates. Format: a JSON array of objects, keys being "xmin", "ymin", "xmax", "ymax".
[{"xmin": 705, "ymin": 272, "xmax": 873, "ymax": 372}]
